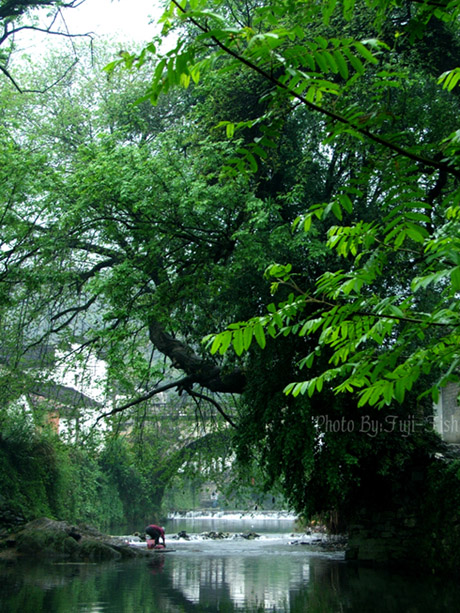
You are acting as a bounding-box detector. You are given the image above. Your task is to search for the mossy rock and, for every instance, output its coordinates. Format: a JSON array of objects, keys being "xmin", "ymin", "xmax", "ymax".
[
  {"xmin": 14, "ymin": 517, "xmax": 144, "ymax": 561},
  {"xmin": 108, "ymin": 543, "xmax": 138, "ymax": 559},
  {"xmin": 78, "ymin": 540, "xmax": 121, "ymax": 561},
  {"xmin": 16, "ymin": 519, "xmax": 80, "ymax": 556},
  {"xmin": 16, "ymin": 518, "xmax": 85, "ymax": 557}
]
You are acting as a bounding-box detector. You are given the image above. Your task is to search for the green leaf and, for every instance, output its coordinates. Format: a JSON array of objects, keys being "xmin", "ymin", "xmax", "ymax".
[
  {"xmin": 333, "ymin": 49, "xmax": 349, "ymax": 79},
  {"xmin": 405, "ymin": 223, "xmax": 428, "ymax": 243},
  {"xmin": 331, "ymin": 201, "xmax": 343, "ymax": 220},
  {"xmin": 180, "ymin": 71, "xmax": 191, "ymax": 88},
  {"xmin": 243, "ymin": 324, "xmax": 253, "ymax": 350},
  {"xmin": 283, "ymin": 382, "xmax": 297, "ymax": 395},
  {"xmin": 233, "ymin": 328, "xmax": 244, "ymax": 356},
  {"xmin": 343, "ymin": 47, "xmax": 364, "ymax": 74},
  {"xmin": 343, "ymin": 0, "xmax": 355, "ymax": 20},
  {"xmin": 438, "ymin": 68, "xmax": 460, "ymax": 91},
  {"xmin": 219, "ymin": 331, "xmax": 233, "ymax": 354},
  {"xmin": 254, "ymin": 322, "xmax": 267, "ymax": 349},
  {"xmin": 354, "ymin": 41, "xmax": 378, "ymax": 64},
  {"xmin": 323, "ymin": 51, "xmax": 339, "ymax": 73},
  {"xmin": 313, "ymin": 51, "xmax": 328, "ymax": 73},
  {"xmin": 451, "ymin": 266, "xmax": 460, "ymax": 291},
  {"xmin": 210, "ymin": 335, "xmax": 222, "ymax": 354},
  {"xmin": 314, "ymin": 36, "xmax": 328, "ymax": 49},
  {"xmin": 338, "ymin": 193, "xmax": 353, "ymax": 213},
  {"xmin": 323, "ymin": 0, "xmax": 337, "ymax": 24}
]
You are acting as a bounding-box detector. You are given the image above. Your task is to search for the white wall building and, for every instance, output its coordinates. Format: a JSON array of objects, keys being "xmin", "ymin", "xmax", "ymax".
[{"xmin": 433, "ymin": 382, "xmax": 460, "ymax": 444}]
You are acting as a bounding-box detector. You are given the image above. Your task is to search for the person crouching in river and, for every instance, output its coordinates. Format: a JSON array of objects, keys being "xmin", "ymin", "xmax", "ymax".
[{"xmin": 145, "ymin": 524, "xmax": 166, "ymax": 549}]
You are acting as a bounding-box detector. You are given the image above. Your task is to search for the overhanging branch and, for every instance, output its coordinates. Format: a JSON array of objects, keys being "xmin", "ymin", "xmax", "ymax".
[
  {"xmin": 148, "ymin": 317, "xmax": 246, "ymax": 394},
  {"xmin": 0, "ymin": 57, "xmax": 79, "ymax": 94},
  {"xmin": 95, "ymin": 376, "xmax": 195, "ymax": 424},
  {"xmin": 277, "ymin": 281, "xmax": 457, "ymax": 329},
  {"xmin": 185, "ymin": 386, "xmax": 237, "ymax": 428},
  {"xmin": 171, "ymin": 0, "xmax": 460, "ymax": 180},
  {"xmin": 0, "ymin": 1, "xmax": 91, "ymax": 93},
  {"xmin": 0, "ymin": 0, "xmax": 86, "ymax": 22}
]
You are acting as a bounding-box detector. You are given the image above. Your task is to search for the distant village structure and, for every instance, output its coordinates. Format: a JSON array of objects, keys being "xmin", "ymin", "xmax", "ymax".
[
  {"xmin": 0, "ymin": 343, "xmax": 110, "ymax": 438},
  {"xmin": 2, "ymin": 343, "xmax": 215, "ymax": 446},
  {"xmin": 433, "ymin": 382, "xmax": 460, "ymax": 444},
  {"xmin": 5, "ymin": 340, "xmax": 460, "ymax": 446}
]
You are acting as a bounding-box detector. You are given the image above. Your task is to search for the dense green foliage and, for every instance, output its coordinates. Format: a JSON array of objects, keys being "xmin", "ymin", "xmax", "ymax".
[
  {"xmin": 2, "ymin": 0, "xmax": 460, "ymax": 568},
  {"xmin": 0, "ymin": 402, "xmax": 226, "ymax": 529},
  {"xmin": 110, "ymin": 0, "xmax": 460, "ymax": 528},
  {"xmin": 0, "ymin": 412, "xmax": 126, "ymax": 529},
  {"xmin": 149, "ymin": 0, "xmax": 460, "ymax": 407}
]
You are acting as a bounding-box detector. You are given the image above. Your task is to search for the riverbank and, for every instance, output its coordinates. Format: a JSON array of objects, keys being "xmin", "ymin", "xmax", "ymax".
[
  {"xmin": 0, "ymin": 517, "xmax": 153, "ymax": 562},
  {"xmin": 4, "ymin": 516, "xmax": 459, "ymax": 612},
  {"xmin": 0, "ymin": 514, "xmax": 347, "ymax": 562}
]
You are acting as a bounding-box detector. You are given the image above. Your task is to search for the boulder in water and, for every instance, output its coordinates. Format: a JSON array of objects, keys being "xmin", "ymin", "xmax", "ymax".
[
  {"xmin": 10, "ymin": 517, "xmax": 148, "ymax": 561},
  {"xmin": 240, "ymin": 532, "xmax": 261, "ymax": 540}
]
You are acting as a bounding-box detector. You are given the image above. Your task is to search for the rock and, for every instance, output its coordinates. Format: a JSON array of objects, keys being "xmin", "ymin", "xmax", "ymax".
[
  {"xmin": 79, "ymin": 540, "xmax": 122, "ymax": 561},
  {"xmin": 110, "ymin": 544, "xmax": 138, "ymax": 559},
  {"xmin": 240, "ymin": 532, "xmax": 260, "ymax": 540},
  {"xmin": 202, "ymin": 531, "xmax": 229, "ymax": 539},
  {"xmin": 16, "ymin": 518, "xmax": 80, "ymax": 556},
  {"xmin": 10, "ymin": 517, "xmax": 149, "ymax": 561},
  {"xmin": 126, "ymin": 534, "xmax": 142, "ymax": 543},
  {"xmin": 0, "ymin": 500, "xmax": 26, "ymax": 530},
  {"xmin": 68, "ymin": 529, "xmax": 82, "ymax": 541}
]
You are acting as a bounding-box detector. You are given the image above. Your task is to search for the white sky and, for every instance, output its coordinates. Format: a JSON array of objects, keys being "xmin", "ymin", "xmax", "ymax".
[
  {"xmin": 14, "ymin": 0, "xmax": 167, "ymax": 56},
  {"xmin": 60, "ymin": 0, "xmax": 165, "ymax": 42}
]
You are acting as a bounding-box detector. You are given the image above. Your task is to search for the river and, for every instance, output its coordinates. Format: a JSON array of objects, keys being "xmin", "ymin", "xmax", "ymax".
[{"xmin": 1, "ymin": 513, "xmax": 459, "ymax": 612}]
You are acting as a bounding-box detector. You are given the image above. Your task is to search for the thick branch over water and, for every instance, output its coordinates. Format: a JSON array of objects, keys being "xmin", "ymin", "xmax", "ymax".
[{"xmin": 148, "ymin": 318, "xmax": 246, "ymax": 394}]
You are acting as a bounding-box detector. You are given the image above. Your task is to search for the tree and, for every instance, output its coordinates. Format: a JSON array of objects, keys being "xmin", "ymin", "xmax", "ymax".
[
  {"xmin": 1, "ymin": 40, "xmax": 297, "ymax": 423},
  {"xmin": 3, "ymin": 2, "xmax": 460, "ymax": 563},
  {"xmin": 0, "ymin": 0, "xmax": 93, "ymax": 93},
  {"xmin": 106, "ymin": 0, "xmax": 460, "ymax": 544},
  {"xmin": 125, "ymin": 0, "xmax": 460, "ymax": 409},
  {"xmin": 0, "ymin": 42, "xmax": 281, "ymax": 510},
  {"xmin": 1, "ymin": 36, "xmax": 354, "ymax": 526}
]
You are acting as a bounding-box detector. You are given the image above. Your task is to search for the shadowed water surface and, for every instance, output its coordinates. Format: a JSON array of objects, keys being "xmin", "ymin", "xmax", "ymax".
[{"xmin": 1, "ymin": 517, "xmax": 460, "ymax": 612}]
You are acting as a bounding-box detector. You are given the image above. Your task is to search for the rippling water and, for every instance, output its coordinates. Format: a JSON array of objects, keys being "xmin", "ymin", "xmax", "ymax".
[
  {"xmin": 165, "ymin": 511, "xmax": 298, "ymax": 537},
  {"xmin": 1, "ymin": 516, "xmax": 460, "ymax": 612}
]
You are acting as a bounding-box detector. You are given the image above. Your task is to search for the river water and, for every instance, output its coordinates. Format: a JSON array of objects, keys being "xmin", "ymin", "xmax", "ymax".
[{"xmin": 1, "ymin": 513, "xmax": 460, "ymax": 612}]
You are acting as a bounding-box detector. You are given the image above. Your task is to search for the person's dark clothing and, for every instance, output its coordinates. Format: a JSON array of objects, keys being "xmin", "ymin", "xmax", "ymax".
[{"xmin": 145, "ymin": 524, "xmax": 165, "ymax": 546}]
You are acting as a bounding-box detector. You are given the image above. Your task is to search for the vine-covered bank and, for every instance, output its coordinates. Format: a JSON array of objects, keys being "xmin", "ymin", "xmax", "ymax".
[{"xmin": 0, "ymin": 413, "xmax": 154, "ymax": 532}]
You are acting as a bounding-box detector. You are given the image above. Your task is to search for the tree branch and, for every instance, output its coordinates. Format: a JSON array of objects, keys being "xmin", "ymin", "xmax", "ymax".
[
  {"xmin": 185, "ymin": 386, "xmax": 237, "ymax": 428},
  {"xmin": 94, "ymin": 376, "xmax": 195, "ymax": 423},
  {"xmin": 0, "ymin": 1, "xmax": 90, "ymax": 93},
  {"xmin": 0, "ymin": 57, "xmax": 79, "ymax": 94},
  {"xmin": 171, "ymin": 0, "xmax": 460, "ymax": 179},
  {"xmin": 7, "ymin": 24, "xmax": 92, "ymax": 38},
  {"xmin": 148, "ymin": 317, "xmax": 246, "ymax": 394},
  {"xmin": 0, "ymin": 64, "xmax": 24, "ymax": 92},
  {"xmin": 0, "ymin": 0, "xmax": 85, "ymax": 21},
  {"xmin": 276, "ymin": 283, "xmax": 457, "ymax": 329}
]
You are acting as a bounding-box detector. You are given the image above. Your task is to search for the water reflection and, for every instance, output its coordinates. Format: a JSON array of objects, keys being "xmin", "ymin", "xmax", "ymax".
[
  {"xmin": 2, "ymin": 553, "xmax": 460, "ymax": 613},
  {"xmin": 166, "ymin": 544, "xmax": 314, "ymax": 610},
  {"xmin": 2, "ymin": 520, "xmax": 460, "ymax": 612}
]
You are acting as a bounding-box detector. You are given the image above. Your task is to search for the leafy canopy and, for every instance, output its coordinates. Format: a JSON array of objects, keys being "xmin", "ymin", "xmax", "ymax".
[{"xmin": 113, "ymin": 0, "xmax": 460, "ymax": 409}]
